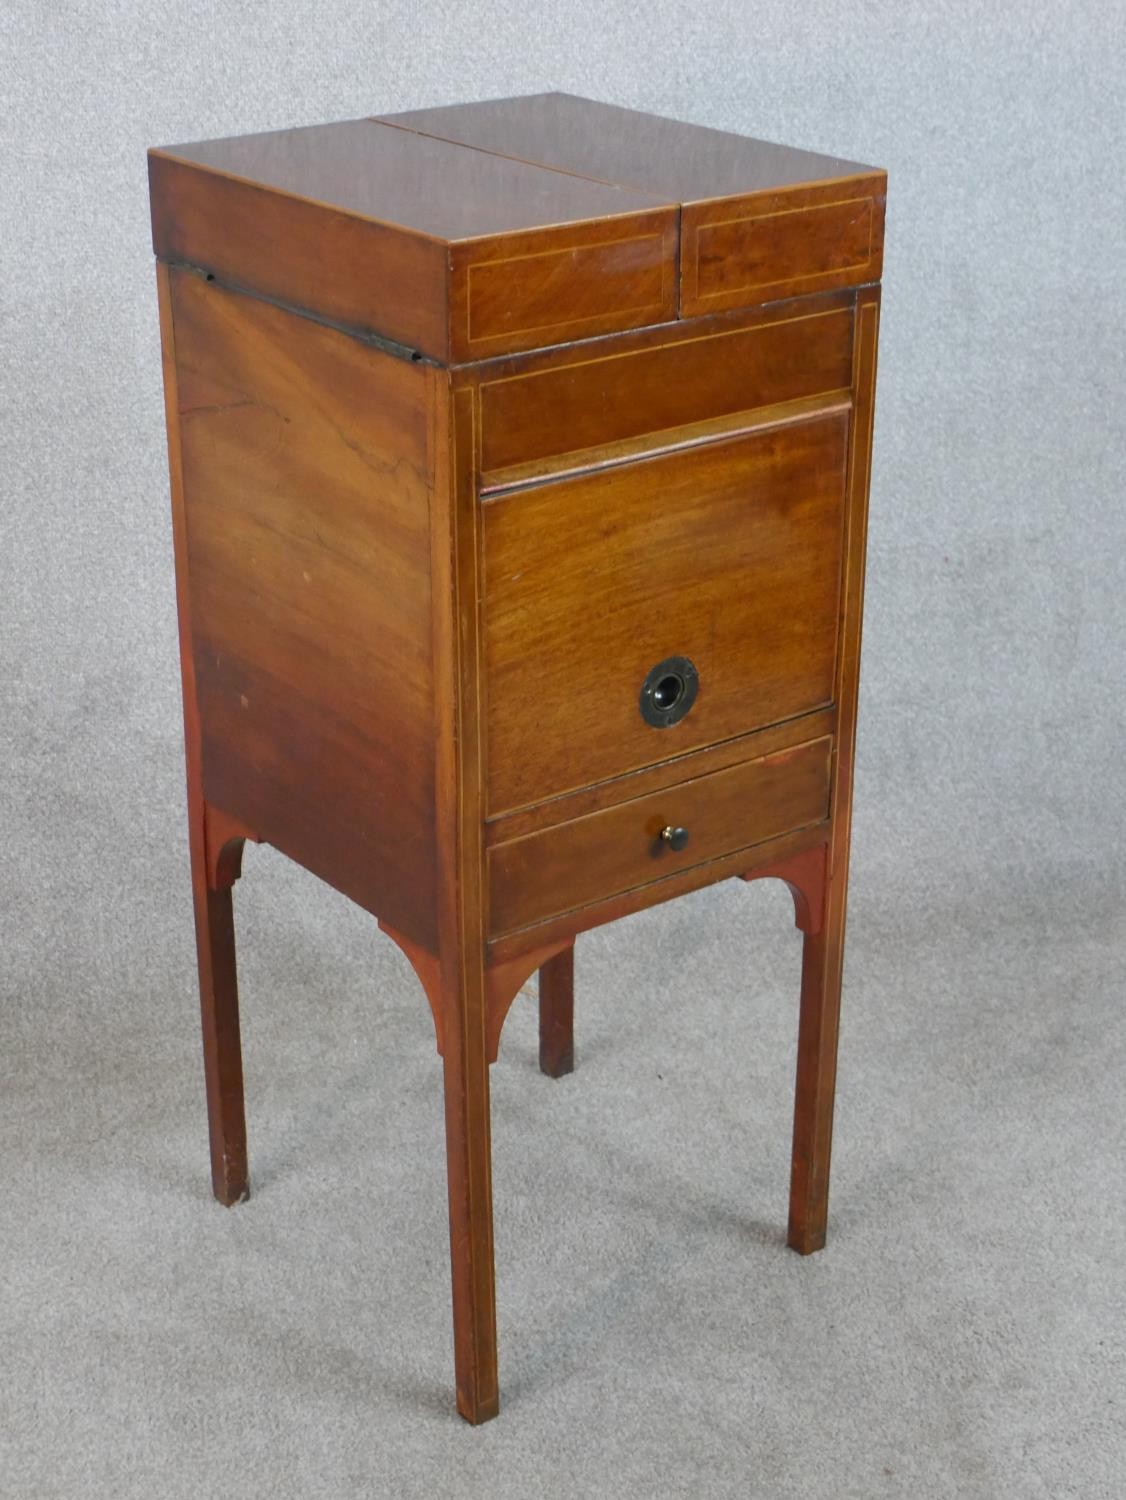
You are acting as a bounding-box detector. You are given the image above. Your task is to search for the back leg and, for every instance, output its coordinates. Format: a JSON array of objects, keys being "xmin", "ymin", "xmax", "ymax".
[{"xmin": 538, "ymin": 945, "xmax": 575, "ymax": 1078}]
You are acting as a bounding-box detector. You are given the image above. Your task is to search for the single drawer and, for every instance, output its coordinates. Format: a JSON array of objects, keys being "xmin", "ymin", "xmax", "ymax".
[
  {"xmin": 478, "ymin": 297, "xmax": 853, "ymax": 482},
  {"xmin": 482, "ymin": 408, "xmax": 848, "ymax": 815},
  {"xmin": 488, "ymin": 735, "xmax": 832, "ymax": 937}
]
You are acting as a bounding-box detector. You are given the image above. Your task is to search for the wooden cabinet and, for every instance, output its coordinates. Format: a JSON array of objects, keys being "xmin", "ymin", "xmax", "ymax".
[{"xmin": 149, "ymin": 92, "xmax": 885, "ymax": 1425}]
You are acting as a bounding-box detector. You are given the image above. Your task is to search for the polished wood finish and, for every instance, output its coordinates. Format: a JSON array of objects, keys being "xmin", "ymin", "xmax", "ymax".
[
  {"xmin": 150, "ymin": 119, "xmax": 677, "ymax": 362},
  {"xmin": 681, "ymin": 183, "xmax": 881, "ymax": 316},
  {"xmin": 377, "ymin": 920, "xmax": 447, "ymax": 1055},
  {"xmin": 427, "ymin": 381, "xmax": 499, "ymax": 1423},
  {"xmin": 482, "ymin": 410, "xmax": 849, "ymax": 813},
  {"xmin": 148, "ymin": 149, "xmax": 450, "ymax": 359},
  {"xmin": 489, "ymin": 736, "xmax": 832, "ymax": 938},
  {"xmin": 489, "ymin": 820, "xmax": 833, "ymax": 966},
  {"xmin": 482, "ymin": 391, "xmax": 852, "ymax": 498},
  {"xmin": 448, "ymin": 212, "xmax": 676, "ymax": 360},
  {"xmin": 475, "ymin": 292, "xmax": 854, "ymax": 480},
  {"xmin": 743, "ymin": 840, "xmax": 829, "ymax": 938},
  {"xmin": 156, "ymin": 264, "xmax": 249, "ymax": 1208},
  {"xmin": 153, "ymin": 117, "xmax": 669, "ymax": 240},
  {"xmin": 787, "ymin": 286, "xmax": 881, "ymax": 1255},
  {"xmin": 381, "ymin": 92, "xmax": 881, "ymax": 199},
  {"xmin": 484, "ymin": 705, "xmax": 836, "ymax": 846},
  {"xmin": 538, "ymin": 947, "xmax": 575, "ymax": 1079},
  {"xmin": 484, "ymin": 937, "xmax": 574, "ymax": 1065},
  {"xmin": 169, "ymin": 266, "xmax": 438, "ymax": 948},
  {"xmin": 202, "ymin": 804, "xmax": 258, "ymax": 892},
  {"xmin": 150, "ymin": 94, "xmax": 884, "ymax": 1425},
  {"xmin": 379, "ymin": 93, "xmax": 886, "ymax": 313}
]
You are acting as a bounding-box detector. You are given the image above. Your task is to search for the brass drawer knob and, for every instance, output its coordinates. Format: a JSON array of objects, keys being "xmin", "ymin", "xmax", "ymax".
[{"xmin": 660, "ymin": 825, "xmax": 689, "ymax": 852}]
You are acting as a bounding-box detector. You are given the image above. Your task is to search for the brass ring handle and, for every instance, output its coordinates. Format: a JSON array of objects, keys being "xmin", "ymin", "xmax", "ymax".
[{"xmin": 639, "ymin": 656, "xmax": 699, "ymax": 728}]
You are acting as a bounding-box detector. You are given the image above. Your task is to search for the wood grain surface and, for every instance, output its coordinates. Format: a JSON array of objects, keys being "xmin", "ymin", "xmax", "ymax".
[
  {"xmin": 169, "ymin": 267, "xmax": 439, "ymax": 947},
  {"xmin": 380, "ymin": 92, "xmax": 886, "ymax": 319},
  {"xmin": 482, "ymin": 408, "xmax": 849, "ymax": 813},
  {"xmin": 150, "ymin": 117, "xmax": 678, "ymax": 361},
  {"xmin": 489, "ymin": 736, "xmax": 832, "ymax": 936},
  {"xmin": 476, "ymin": 294, "xmax": 854, "ymax": 478},
  {"xmin": 151, "ymin": 94, "xmax": 885, "ymax": 1424}
]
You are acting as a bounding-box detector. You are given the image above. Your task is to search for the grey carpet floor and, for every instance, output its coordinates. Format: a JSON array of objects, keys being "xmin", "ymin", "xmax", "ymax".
[
  {"xmin": 1, "ymin": 773, "xmax": 1124, "ymax": 1497},
  {"xmin": 4, "ymin": 3, "xmax": 1126, "ymax": 1491}
]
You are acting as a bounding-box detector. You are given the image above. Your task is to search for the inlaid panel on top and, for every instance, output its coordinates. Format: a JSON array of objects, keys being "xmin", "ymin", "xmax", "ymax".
[{"xmin": 379, "ymin": 93, "xmax": 886, "ymax": 316}]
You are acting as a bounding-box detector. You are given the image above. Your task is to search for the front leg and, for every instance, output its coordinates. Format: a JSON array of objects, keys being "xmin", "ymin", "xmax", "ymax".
[
  {"xmin": 743, "ymin": 839, "xmax": 841, "ymax": 1253},
  {"xmin": 440, "ymin": 952, "xmax": 500, "ymax": 1424},
  {"xmin": 787, "ymin": 911, "xmax": 845, "ymax": 1255}
]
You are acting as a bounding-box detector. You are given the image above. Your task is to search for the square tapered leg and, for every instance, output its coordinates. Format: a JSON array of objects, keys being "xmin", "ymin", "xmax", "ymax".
[{"xmin": 538, "ymin": 945, "xmax": 575, "ymax": 1078}]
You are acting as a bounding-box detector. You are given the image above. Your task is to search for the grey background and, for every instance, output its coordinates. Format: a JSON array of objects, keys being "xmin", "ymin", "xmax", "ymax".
[{"xmin": 2, "ymin": 2, "xmax": 1124, "ymax": 1496}]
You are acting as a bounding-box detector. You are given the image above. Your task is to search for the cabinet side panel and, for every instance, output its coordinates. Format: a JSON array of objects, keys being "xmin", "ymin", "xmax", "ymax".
[{"xmin": 167, "ymin": 268, "xmax": 438, "ymax": 946}]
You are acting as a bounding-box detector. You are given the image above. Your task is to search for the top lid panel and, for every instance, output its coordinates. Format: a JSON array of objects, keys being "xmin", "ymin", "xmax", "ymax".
[
  {"xmin": 378, "ymin": 94, "xmax": 887, "ymax": 319},
  {"xmin": 377, "ymin": 93, "xmax": 882, "ymax": 203},
  {"xmin": 155, "ymin": 117, "xmax": 675, "ymax": 240}
]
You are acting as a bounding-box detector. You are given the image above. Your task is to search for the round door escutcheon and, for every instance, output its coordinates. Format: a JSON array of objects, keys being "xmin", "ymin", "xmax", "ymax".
[
  {"xmin": 660, "ymin": 825, "xmax": 690, "ymax": 852},
  {"xmin": 639, "ymin": 655, "xmax": 699, "ymax": 728}
]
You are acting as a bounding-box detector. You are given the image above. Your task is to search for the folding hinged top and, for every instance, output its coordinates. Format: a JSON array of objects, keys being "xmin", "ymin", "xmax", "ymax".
[{"xmin": 149, "ymin": 93, "xmax": 885, "ymax": 364}]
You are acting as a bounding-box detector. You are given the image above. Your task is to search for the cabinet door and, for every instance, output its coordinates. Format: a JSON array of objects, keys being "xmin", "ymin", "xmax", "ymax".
[{"xmin": 482, "ymin": 409, "xmax": 849, "ymax": 815}]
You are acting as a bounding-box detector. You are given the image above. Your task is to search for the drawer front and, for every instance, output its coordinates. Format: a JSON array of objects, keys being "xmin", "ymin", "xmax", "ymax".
[
  {"xmin": 489, "ymin": 736, "xmax": 832, "ymax": 937},
  {"xmin": 482, "ymin": 410, "xmax": 848, "ymax": 815},
  {"xmin": 478, "ymin": 298, "xmax": 853, "ymax": 482}
]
